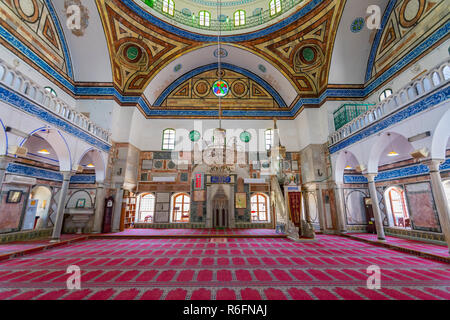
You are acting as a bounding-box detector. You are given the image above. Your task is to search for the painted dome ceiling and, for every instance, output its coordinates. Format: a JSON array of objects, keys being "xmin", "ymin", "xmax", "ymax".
[{"xmin": 133, "ymin": 0, "xmax": 312, "ymax": 34}]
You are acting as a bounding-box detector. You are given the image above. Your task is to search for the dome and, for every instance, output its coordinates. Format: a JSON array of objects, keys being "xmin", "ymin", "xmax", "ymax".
[{"xmin": 135, "ymin": 0, "xmax": 309, "ymax": 34}]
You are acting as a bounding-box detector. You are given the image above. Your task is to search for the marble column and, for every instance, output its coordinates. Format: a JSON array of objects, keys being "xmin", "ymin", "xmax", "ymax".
[
  {"xmin": 302, "ymin": 188, "xmax": 312, "ymax": 223},
  {"xmin": 423, "ymin": 159, "xmax": 450, "ymax": 253},
  {"xmin": 112, "ymin": 186, "xmax": 124, "ymax": 232},
  {"xmin": 364, "ymin": 173, "xmax": 385, "ymax": 240},
  {"xmin": 51, "ymin": 171, "xmax": 72, "ymax": 241},
  {"xmin": 301, "ymin": 185, "xmax": 316, "ymax": 239},
  {"xmin": 316, "ymin": 184, "xmax": 326, "ymax": 232},
  {"xmin": 333, "ymin": 183, "xmax": 347, "ymax": 233},
  {"xmin": 0, "ymin": 156, "xmax": 12, "ymax": 190},
  {"xmin": 92, "ymin": 182, "xmax": 106, "ymax": 233}
]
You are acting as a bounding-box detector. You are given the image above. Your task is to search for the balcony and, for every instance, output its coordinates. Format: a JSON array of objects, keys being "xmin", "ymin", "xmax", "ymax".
[
  {"xmin": 0, "ymin": 59, "xmax": 111, "ymax": 144},
  {"xmin": 329, "ymin": 59, "xmax": 450, "ymax": 146}
]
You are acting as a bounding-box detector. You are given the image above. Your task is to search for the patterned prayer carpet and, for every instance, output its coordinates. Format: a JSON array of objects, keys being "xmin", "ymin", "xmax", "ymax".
[
  {"xmin": 100, "ymin": 228, "xmax": 281, "ymax": 237},
  {"xmin": 348, "ymin": 233, "xmax": 449, "ymax": 258},
  {"xmin": 0, "ymin": 235, "xmax": 85, "ymax": 256},
  {"xmin": 0, "ymin": 234, "xmax": 449, "ymax": 300}
]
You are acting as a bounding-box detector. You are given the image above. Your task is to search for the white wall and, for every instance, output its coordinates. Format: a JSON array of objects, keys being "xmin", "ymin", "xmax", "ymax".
[
  {"xmin": 76, "ymin": 99, "xmax": 116, "ymax": 131},
  {"xmin": 123, "ymin": 113, "xmax": 302, "ymax": 152}
]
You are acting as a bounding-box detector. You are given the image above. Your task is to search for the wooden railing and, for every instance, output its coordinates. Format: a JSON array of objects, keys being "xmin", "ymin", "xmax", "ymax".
[
  {"xmin": 329, "ymin": 59, "xmax": 450, "ymax": 146},
  {"xmin": 0, "ymin": 59, "xmax": 111, "ymax": 144}
]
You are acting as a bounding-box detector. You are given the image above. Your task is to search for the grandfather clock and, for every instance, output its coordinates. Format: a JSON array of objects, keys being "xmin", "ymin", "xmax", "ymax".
[
  {"xmin": 102, "ymin": 196, "xmax": 114, "ymax": 233},
  {"xmin": 364, "ymin": 197, "xmax": 376, "ymax": 234}
]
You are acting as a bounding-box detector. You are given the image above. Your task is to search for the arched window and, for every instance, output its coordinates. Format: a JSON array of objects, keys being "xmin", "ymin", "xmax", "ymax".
[
  {"xmin": 199, "ymin": 11, "xmax": 210, "ymax": 27},
  {"xmin": 138, "ymin": 193, "xmax": 155, "ymax": 223},
  {"xmin": 162, "ymin": 0, "xmax": 174, "ymax": 16},
  {"xmin": 269, "ymin": 0, "xmax": 281, "ymax": 16},
  {"xmin": 251, "ymin": 193, "xmax": 270, "ymax": 222},
  {"xmin": 234, "ymin": 10, "xmax": 245, "ymax": 26},
  {"xmin": 387, "ymin": 187, "xmax": 409, "ymax": 228},
  {"xmin": 172, "ymin": 193, "xmax": 190, "ymax": 222},
  {"xmin": 162, "ymin": 128, "xmax": 176, "ymax": 150},
  {"xmin": 379, "ymin": 88, "xmax": 393, "ymax": 101},
  {"xmin": 44, "ymin": 86, "xmax": 57, "ymax": 97},
  {"xmin": 265, "ymin": 129, "xmax": 274, "ymax": 150}
]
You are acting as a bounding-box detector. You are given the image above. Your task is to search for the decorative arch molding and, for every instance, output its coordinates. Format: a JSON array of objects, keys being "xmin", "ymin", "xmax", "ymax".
[{"xmin": 153, "ymin": 63, "xmax": 287, "ymax": 108}]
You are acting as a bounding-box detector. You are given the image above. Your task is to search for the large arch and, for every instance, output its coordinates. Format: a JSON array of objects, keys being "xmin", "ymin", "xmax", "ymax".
[
  {"xmin": 143, "ymin": 44, "xmax": 298, "ymax": 107},
  {"xmin": 430, "ymin": 108, "xmax": 450, "ymax": 160},
  {"xmin": 367, "ymin": 131, "xmax": 414, "ymax": 173},
  {"xmin": 20, "ymin": 127, "xmax": 72, "ymax": 172},
  {"xmin": 0, "ymin": 118, "xmax": 7, "ymax": 156},
  {"xmin": 76, "ymin": 148, "xmax": 107, "ymax": 183},
  {"xmin": 333, "ymin": 150, "xmax": 363, "ymax": 184}
]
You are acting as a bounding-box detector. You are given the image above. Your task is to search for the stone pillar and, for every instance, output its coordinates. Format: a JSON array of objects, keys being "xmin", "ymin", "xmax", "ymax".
[
  {"xmin": 301, "ymin": 185, "xmax": 316, "ymax": 239},
  {"xmin": 51, "ymin": 171, "xmax": 72, "ymax": 241},
  {"xmin": 316, "ymin": 184, "xmax": 325, "ymax": 232},
  {"xmin": 0, "ymin": 156, "xmax": 12, "ymax": 190},
  {"xmin": 364, "ymin": 173, "xmax": 385, "ymax": 240},
  {"xmin": 424, "ymin": 159, "xmax": 450, "ymax": 253},
  {"xmin": 112, "ymin": 186, "xmax": 124, "ymax": 232},
  {"xmin": 92, "ymin": 182, "xmax": 106, "ymax": 233},
  {"xmin": 333, "ymin": 183, "xmax": 347, "ymax": 233}
]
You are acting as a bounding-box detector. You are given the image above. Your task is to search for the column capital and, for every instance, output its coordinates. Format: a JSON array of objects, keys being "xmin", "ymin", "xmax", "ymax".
[
  {"xmin": 96, "ymin": 181, "xmax": 105, "ymax": 188},
  {"xmin": 363, "ymin": 173, "xmax": 378, "ymax": 182},
  {"xmin": 61, "ymin": 171, "xmax": 73, "ymax": 180},
  {"xmin": 422, "ymin": 159, "xmax": 444, "ymax": 172},
  {"xmin": 302, "ymin": 183, "xmax": 316, "ymax": 192},
  {"xmin": 0, "ymin": 155, "xmax": 13, "ymax": 169}
]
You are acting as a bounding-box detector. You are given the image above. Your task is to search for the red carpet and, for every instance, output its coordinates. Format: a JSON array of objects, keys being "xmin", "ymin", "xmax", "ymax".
[
  {"xmin": 0, "ymin": 235, "xmax": 85, "ymax": 256},
  {"xmin": 0, "ymin": 234, "xmax": 449, "ymax": 300},
  {"xmin": 348, "ymin": 233, "xmax": 449, "ymax": 258},
  {"xmin": 98, "ymin": 228, "xmax": 280, "ymax": 237}
]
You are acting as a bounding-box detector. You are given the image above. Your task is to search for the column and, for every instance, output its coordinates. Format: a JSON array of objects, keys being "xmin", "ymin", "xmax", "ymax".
[
  {"xmin": 111, "ymin": 186, "xmax": 124, "ymax": 232},
  {"xmin": 316, "ymin": 184, "xmax": 325, "ymax": 232},
  {"xmin": 51, "ymin": 171, "xmax": 72, "ymax": 241},
  {"xmin": 301, "ymin": 185, "xmax": 316, "ymax": 239},
  {"xmin": 333, "ymin": 183, "xmax": 347, "ymax": 233},
  {"xmin": 364, "ymin": 173, "xmax": 385, "ymax": 240},
  {"xmin": 92, "ymin": 182, "xmax": 106, "ymax": 233},
  {"xmin": 424, "ymin": 159, "xmax": 450, "ymax": 253},
  {"xmin": 0, "ymin": 156, "xmax": 12, "ymax": 190},
  {"xmin": 302, "ymin": 188, "xmax": 312, "ymax": 223}
]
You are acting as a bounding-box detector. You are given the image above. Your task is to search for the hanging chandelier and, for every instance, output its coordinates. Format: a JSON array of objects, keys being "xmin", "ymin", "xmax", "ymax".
[{"xmin": 212, "ymin": 0, "xmax": 227, "ymax": 149}]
